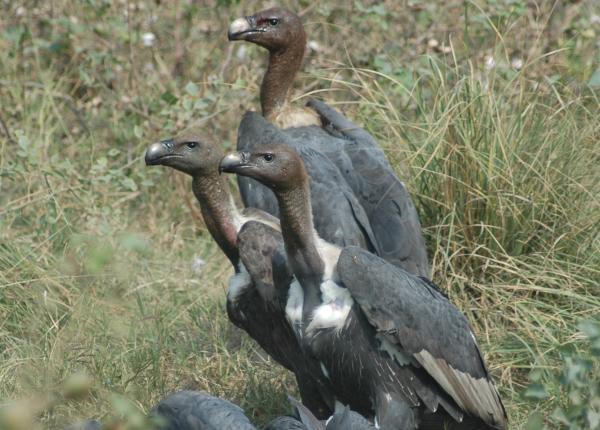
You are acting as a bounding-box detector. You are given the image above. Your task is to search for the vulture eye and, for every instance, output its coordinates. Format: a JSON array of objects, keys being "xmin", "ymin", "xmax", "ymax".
[
  {"xmin": 186, "ymin": 142, "xmax": 197, "ymax": 149},
  {"xmin": 268, "ymin": 18, "xmax": 279, "ymax": 26},
  {"xmin": 263, "ymin": 154, "xmax": 274, "ymax": 162}
]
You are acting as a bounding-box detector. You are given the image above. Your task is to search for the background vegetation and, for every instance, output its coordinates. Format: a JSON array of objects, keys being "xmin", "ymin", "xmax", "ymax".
[{"xmin": 0, "ymin": 0, "xmax": 599, "ymax": 428}]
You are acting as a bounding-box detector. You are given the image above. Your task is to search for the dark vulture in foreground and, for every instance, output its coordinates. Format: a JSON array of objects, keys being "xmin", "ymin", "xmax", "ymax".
[
  {"xmin": 144, "ymin": 131, "xmax": 333, "ymax": 418},
  {"xmin": 228, "ymin": 7, "xmax": 429, "ymax": 276},
  {"xmin": 149, "ymin": 390, "xmax": 257, "ymax": 429},
  {"xmin": 65, "ymin": 391, "xmax": 375, "ymax": 430},
  {"xmin": 220, "ymin": 145, "xmax": 508, "ymax": 430}
]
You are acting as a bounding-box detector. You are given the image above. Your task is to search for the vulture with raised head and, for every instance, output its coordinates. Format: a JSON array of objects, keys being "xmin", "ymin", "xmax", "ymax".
[
  {"xmin": 145, "ymin": 131, "xmax": 332, "ymax": 418},
  {"xmin": 235, "ymin": 111, "xmax": 379, "ymax": 253},
  {"xmin": 220, "ymin": 145, "xmax": 507, "ymax": 430},
  {"xmin": 228, "ymin": 7, "xmax": 429, "ymax": 276}
]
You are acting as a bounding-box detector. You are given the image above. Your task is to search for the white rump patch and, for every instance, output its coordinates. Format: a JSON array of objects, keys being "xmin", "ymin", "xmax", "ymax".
[
  {"xmin": 285, "ymin": 278, "xmax": 304, "ymax": 336},
  {"xmin": 306, "ymin": 280, "xmax": 353, "ymax": 333},
  {"xmin": 414, "ymin": 349, "xmax": 506, "ymax": 428},
  {"xmin": 227, "ymin": 262, "xmax": 251, "ymax": 303}
]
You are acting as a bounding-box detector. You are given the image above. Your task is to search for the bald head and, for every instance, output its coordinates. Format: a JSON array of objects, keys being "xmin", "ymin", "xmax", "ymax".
[
  {"xmin": 228, "ymin": 7, "xmax": 305, "ymax": 52},
  {"xmin": 145, "ymin": 128, "xmax": 224, "ymax": 177},
  {"xmin": 219, "ymin": 144, "xmax": 308, "ymax": 192}
]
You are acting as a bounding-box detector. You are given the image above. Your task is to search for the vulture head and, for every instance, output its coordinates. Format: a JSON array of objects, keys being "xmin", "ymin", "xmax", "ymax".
[
  {"xmin": 145, "ymin": 129, "xmax": 223, "ymax": 177},
  {"xmin": 228, "ymin": 7, "xmax": 305, "ymax": 53},
  {"xmin": 219, "ymin": 144, "xmax": 307, "ymax": 192}
]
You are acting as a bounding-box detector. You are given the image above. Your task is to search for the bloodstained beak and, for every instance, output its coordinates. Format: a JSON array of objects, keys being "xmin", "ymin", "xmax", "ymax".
[{"xmin": 228, "ymin": 16, "xmax": 257, "ymax": 40}]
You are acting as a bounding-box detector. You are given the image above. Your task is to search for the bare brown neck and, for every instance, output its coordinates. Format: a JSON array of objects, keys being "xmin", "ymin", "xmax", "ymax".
[
  {"xmin": 275, "ymin": 181, "xmax": 324, "ymax": 282},
  {"xmin": 276, "ymin": 179, "xmax": 324, "ymax": 324},
  {"xmin": 261, "ymin": 38, "xmax": 306, "ymax": 119},
  {"xmin": 192, "ymin": 174, "xmax": 240, "ymax": 267}
]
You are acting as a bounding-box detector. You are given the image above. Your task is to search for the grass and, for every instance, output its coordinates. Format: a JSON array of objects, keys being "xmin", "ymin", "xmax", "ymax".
[{"xmin": 0, "ymin": 0, "xmax": 599, "ymax": 428}]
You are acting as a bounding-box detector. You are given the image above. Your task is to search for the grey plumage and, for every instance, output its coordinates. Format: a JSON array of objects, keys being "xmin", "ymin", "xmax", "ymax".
[
  {"xmin": 237, "ymin": 221, "xmax": 334, "ymax": 418},
  {"xmin": 326, "ymin": 406, "xmax": 377, "ymax": 430},
  {"xmin": 265, "ymin": 416, "xmax": 310, "ymax": 430},
  {"xmin": 64, "ymin": 391, "xmax": 353, "ymax": 430},
  {"xmin": 335, "ymin": 247, "xmax": 507, "ymax": 428},
  {"xmin": 149, "ymin": 390, "xmax": 257, "ymax": 430},
  {"xmin": 306, "ymin": 99, "xmax": 429, "ymax": 277}
]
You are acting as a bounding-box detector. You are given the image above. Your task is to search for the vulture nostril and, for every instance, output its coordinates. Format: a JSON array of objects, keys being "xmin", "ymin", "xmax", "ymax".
[{"xmin": 161, "ymin": 139, "xmax": 174, "ymax": 150}]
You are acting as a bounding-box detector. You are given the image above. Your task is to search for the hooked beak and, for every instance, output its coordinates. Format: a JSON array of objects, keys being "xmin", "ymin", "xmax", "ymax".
[
  {"xmin": 144, "ymin": 139, "xmax": 177, "ymax": 166},
  {"xmin": 227, "ymin": 16, "xmax": 259, "ymax": 41},
  {"xmin": 219, "ymin": 152, "xmax": 251, "ymax": 174}
]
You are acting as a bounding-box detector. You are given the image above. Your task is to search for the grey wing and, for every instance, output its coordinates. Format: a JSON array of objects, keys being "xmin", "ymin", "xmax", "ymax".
[
  {"xmin": 236, "ymin": 221, "xmax": 296, "ymax": 368},
  {"xmin": 286, "ymin": 396, "xmax": 325, "ymax": 430},
  {"xmin": 264, "ymin": 416, "xmax": 310, "ymax": 430},
  {"xmin": 237, "ymin": 111, "xmax": 282, "ymax": 216},
  {"xmin": 237, "ymin": 220, "xmax": 292, "ymax": 308},
  {"xmin": 306, "ymin": 99, "xmax": 383, "ymax": 158},
  {"xmin": 325, "ymin": 406, "xmax": 376, "ymax": 430},
  {"xmin": 337, "ymin": 247, "xmax": 507, "ymax": 429},
  {"xmin": 297, "ymin": 145, "xmax": 378, "ymax": 251},
  {"xmin": 307, "ymin": 99, "xmax": 429, "ymax": 277},
  {"xmin": 150, "ymin": 390, "xmax": 257, "ymax": 430},
  {"xmin": 237, "ymin": 221, "xmax": 334, "ymax": 419}
]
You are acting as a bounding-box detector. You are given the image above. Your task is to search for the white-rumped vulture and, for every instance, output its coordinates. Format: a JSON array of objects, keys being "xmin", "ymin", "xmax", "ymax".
[
  {"xmin": 219, "ymin": 145, "xmax": 507, "ymax": 430},
  {"xmin": 228, "ymin": 7, "xmax": 429, "ymax": 276}
]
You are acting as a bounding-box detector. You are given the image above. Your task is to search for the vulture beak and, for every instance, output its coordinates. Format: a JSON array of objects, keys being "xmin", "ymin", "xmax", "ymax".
[
  {"xmin": 219, "ymin": 152, "xmax": 251, "ymax": 174},
  {"xmin": 228, "ymin": 16, "xmax": 258, "ymax": 41},
  {"xmin": 144, "ymin": 139, "xmax": 176, "ymax": 166}
]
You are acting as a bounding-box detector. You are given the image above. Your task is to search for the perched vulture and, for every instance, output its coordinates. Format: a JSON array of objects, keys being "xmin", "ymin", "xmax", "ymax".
[
  {"xmin": 219, "ymin": 145, "xmax": 507, "ymax": 430},
  {"xmin": 228, "ymin": 7, "xmax": 429, "ymax": 276},
  {"xmin": 145, "ymin": 131, "xmax": 332, "ymax": 418}
]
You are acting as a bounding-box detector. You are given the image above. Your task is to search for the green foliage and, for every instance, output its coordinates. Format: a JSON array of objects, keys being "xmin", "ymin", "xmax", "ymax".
[{"xmin": 524, "ymin": 320, "xmax": 600, "ymax": 429}]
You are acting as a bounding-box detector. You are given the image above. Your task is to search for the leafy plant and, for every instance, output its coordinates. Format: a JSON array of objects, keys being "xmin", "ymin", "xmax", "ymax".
[{"xmin": 524, "ymin": 320, "xmax": 600, "ymax": 429}]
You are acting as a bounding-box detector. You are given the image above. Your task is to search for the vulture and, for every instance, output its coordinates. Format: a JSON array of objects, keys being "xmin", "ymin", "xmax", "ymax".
[
  {"xmin": 149, "ymin": 390, "xmax": 257, "ymax": 430},
  {"xmin": 228, "ymin": 7, "xmax": 429, "ymax": 276},
  {"xmin": 235, "ymin": 111, "xmax": 379, "ymax": 252},
  {"xmin": 65, "ymin": 391, "xmax": 374, "ymax": 430},
  {"xmin": 144, "ymin": 131, "xmax": 332, "ymax": 418},
  {"xmin": 151, "ymin": 391, "xmax": 376, "ymax": 430},
  {"xmin": 219, "ymin": 145, "xmax": 508, "ymax": 430}
]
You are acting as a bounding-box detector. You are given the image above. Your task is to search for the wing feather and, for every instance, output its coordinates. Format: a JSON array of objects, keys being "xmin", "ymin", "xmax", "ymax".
[
  {"xmin": 306, "ymin": 99, "xmax": 429, "ymax": 277},
  {"xmin": 337, "ymin": 246, "xmax": 506, "ymax": 428}
]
